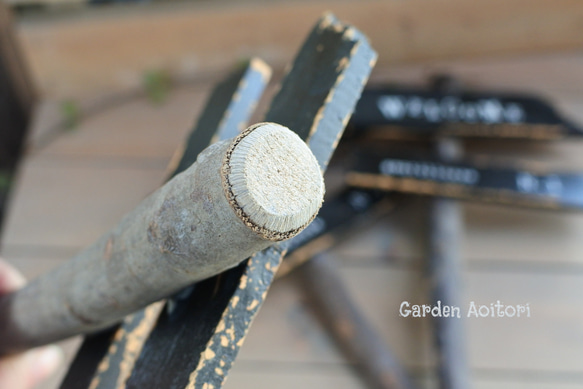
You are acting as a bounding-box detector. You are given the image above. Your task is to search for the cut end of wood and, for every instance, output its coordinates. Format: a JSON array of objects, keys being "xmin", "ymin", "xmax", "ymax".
[{"xmin": 223, "ymin": 122, "xmax": 324, "ymax": 241}]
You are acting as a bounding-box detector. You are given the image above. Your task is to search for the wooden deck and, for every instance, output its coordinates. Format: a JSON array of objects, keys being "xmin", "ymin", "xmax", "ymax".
[{"xmin": 3, "ymin": 52, "xmax": 583, "ymax": 388}]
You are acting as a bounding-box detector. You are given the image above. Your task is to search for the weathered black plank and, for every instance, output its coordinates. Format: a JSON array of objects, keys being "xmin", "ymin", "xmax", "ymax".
[
  {"xmin": 0, "ymin": 4, "xmax": 36, "ymax": 236},
  {"xmin": 278, "ymin": 188, "xmax": 386, "ymax": 277},
  {"xmin": 265, "ymin": 15, "xmax": 377, "ymax": 170},
  {"xmin": 59, "ymin": 58, "xmax": 271, "ymax": 389},
  {"xmin": 281, "ymin": 191, "xmax": 410, "ymax": 389},
  {"xmin": 350, "ymin": 86, "xmax": 582, "ymax": 140},
  {"xmin": 125, "ymin": 13, "xmax": 376, "ymax": 389},
  {"xmin": 347, "ymin": 152, "xmax": 583, "ymax": 210},
  {"xmin": 171, "ymin": 58, "xmax": 271, "ymax": 177},
  {"xmin": 59, "ymin": 329, "xmax": 119, "ymax": 389}
]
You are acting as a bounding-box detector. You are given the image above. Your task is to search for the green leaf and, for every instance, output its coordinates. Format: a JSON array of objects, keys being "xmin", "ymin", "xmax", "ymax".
[
  {"xmin": 61, "ymin": 100, "xmax": 81, "ymax": 131},
  {"xmin": 143, "ymin": 69, "xmax": 171, "ymax": 104}
]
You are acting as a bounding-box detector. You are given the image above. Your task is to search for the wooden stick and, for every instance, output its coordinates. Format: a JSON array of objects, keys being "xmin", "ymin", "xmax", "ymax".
[
  {"xmin": 121, "ymin": 14, "xmax": 376, "ymax": 389},
  {"xmin": 428, "ymin": 137, "xmax": 471, "ymax": 389},
  {"xmin": 63, "ymin": 58, "xmax": 272, "ymax": 389},
  {"xmin": 295, "ymin": 254, "xmax": 418, "ymax": 389},
  {"xmin": 0, "ymin": 122, "xmax": 324, "ymax": 355}
]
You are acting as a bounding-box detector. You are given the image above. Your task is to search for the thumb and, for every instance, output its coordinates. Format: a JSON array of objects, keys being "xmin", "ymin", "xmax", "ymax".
[
  {"xmin": 0, "ymin": 259, "xmax": 26, "ymax": 293},
  {"xmin": 0, "ymin": 260, "xmax": 64, "ymax": 388},
  {"xmin": 0, "ymin": 346, "xmax": 63, "ymax": 389}
]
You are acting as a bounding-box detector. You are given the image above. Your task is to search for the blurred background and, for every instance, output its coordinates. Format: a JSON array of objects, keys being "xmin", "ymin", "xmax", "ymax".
[{"xmin": 1, "ymin": 1, "xmax": 583, "ymax": 388}]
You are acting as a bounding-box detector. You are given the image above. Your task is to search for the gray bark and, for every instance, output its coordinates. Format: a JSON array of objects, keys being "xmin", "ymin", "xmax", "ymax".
[
  {"xmin": 429, "ymin": 137, "xmax": 471, "ymax": 389},
  {"xmin": 0, "ymin": 123, "xmax": 323, "ymax": 354}
]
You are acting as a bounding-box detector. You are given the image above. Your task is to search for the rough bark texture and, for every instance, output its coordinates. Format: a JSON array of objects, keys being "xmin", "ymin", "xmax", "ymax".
[
  {"xmin": 61, "ymin": 58, "xmax": 272, "ymax": 389},
  {"xmin": 429, "ymin": 138, "xmax": 471, "ymax": 389},
  {"xmin": 0, "ymin": 124, "xmax": 323, "ymax": 354}
]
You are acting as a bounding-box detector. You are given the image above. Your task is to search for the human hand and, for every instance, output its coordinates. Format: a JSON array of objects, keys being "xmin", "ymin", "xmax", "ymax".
[{"xmin": 0, "ymin": 260, "xmax": 63, "ymax": 389}]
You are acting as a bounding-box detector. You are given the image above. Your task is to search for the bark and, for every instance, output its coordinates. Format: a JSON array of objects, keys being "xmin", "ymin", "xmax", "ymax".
[
  {"xmin": 429, "ymin": 137, "xmax": 471, "ymax": 389},
  {"xmin": 0, "ymin": 123, "xmax": 323, "ymax": 354}
]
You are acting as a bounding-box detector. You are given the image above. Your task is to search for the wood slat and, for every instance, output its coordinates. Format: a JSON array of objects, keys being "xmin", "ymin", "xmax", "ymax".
[
  {"xmin": 33, "ymin": 87, "xmax": 211, "ymax": 159},
  {"xmin": 14, "ymin": 0, "xmax": 583, "ymax": 100},
  {"xmin": 226, "ymin": 367, "xmax": 583, "ymax": 389},
  {"xmin": 229, "ymin": 261, "xmax": 583, "ymax": 374},
  {"xmin": 1, "ymin": 162, "xmax": 166, "ymax": 249},
  {"xmin": 325, "ymin": 197, "xmax": 583, "ymax": 268},
  {"xmin": 370, "ymin": 53, "xmax": 583, "ymax": 95}
]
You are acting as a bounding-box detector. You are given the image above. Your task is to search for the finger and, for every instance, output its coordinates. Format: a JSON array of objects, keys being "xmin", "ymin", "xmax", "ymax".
[
  {"xmin": 0, "ymin": 259, "xmax": 26, "ymax": 293},
  {"xmin": 0, "ymin": 346, "xmax": 63, "ymax": 389},
  {"xmin": 30, "ymin": 345, "xmax": 64, "ymax": 387},
  {"xmin": 0, "ymin": 261, "xmax": 63, "ymax": 389}
]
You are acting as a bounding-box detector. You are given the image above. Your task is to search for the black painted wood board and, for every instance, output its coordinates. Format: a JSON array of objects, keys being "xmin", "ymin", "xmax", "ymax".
[
  {"xmin": 123, "ymin": 13, "xmax": 376, "ymax": 389},
  {"xmin": 349, "ymin": 87, "xmax": 583, "ymax": 140},
  {"xmin": 347, "ymin": 154, "xmax": 583, "ymax": 210}
]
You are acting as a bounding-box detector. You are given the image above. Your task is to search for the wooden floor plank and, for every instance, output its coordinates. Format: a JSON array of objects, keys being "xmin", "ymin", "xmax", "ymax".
[
  {"xmin": 327, "ymin": 196, "xmax": 583, "ymax": 267},
  {"xmin": 371, "ymin": 52, "xmax": 583, "ymax": 93},
  {"xmin": 224, "ymin": 367, "xmax": 365, "ymax": 389},
  {"xmin": 15, "ymin": 0, "xmax": 583, "ymax": 100},
  {"xmin": 1, "ymin": 162, "xmax": 165, "ymax": 249},
  {"xmin": 230, "ymin": 261, "xmax": 583, "ymax": 373},
  {"xmin": 4, "ymin": 51, "xmax": 583, "ymax": 388},
  {"xmin": 30, "ymin": 86, "xmax": 210, "ymax": 159},
  {"xmin": 225, "ymin": 368, "xmax": 583, "ymax": 389},
  {"xmin": 474, "ymin": 383, "xmax": 582, "ymax": 389},
  {"xmin": 463, "ymin": 203, "xmax": 583, "ymax": 265},
  {"xmin": 2, "ymin": 255, "xmax": 65, "ymax": 280}
]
